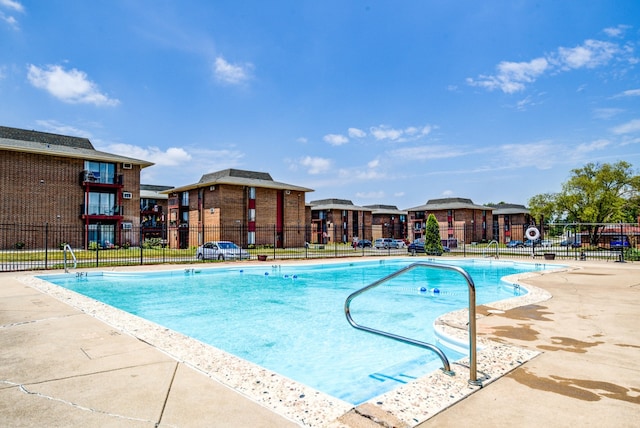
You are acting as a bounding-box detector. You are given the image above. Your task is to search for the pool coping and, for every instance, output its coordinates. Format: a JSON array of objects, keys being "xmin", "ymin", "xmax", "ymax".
[{"xmin": 18, "ymin": 258, "xmax": 568, "ymax": 427}]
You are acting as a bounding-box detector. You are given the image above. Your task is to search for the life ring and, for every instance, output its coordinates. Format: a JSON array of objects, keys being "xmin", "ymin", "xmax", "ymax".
[{"xmin": 525, "ymin": 227, "xmax": 540, "ymax": 241}]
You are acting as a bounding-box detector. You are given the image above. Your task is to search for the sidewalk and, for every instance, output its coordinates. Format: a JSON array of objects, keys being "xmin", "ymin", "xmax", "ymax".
[
  {"xmin": 1, "ymin": 260, "xmax": 639, "ymax": 427},
  {"xmin": 0, "ymin": 275, "xmax": 299, "ymax": 427},
  {"xmin": 418, "ymin": 260, "xmax": 640, "ymax": 428}
]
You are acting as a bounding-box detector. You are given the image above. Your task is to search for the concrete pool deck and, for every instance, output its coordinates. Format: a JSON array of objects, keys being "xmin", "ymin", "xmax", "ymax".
[{"xmin": 1, "ymin": 258, "xmax": 639, "ymax": 427}]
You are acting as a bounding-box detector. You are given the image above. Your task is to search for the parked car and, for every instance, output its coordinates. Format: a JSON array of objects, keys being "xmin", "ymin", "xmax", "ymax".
[
  {"xmin": 374, "ymin": 238, "xmax": 394, "ymax": 249},
  {"xmin": 391, "ymin": 239, "xmax": 406, "ymax": 249},
  {"xmin": 196, "ymin": 241, "xmax": 250, "ymax": 260},
  {"xmin": 407, "ymin": 239, "xmax": 450, "ymax": 255},
  {"xmin": 610, "ymin": 235, "xmax": 630, "ymax": 249},
  {"xmin": 506, "ymin": 240, "xmax": 524, "ymax": 248},
  {"xmin": 524, "ymin": 239, "xmax": 552, "ymax": 247},
  {"xmin": 560, "ymin": 239, "xmax": 581, "ymax": 248},
  {"xmin": 353, "ymin": 239, "xmax": 372, "ymax": 248}
]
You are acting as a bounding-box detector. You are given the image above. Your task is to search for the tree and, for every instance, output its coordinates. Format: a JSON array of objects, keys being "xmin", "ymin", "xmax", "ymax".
[
  {"xmin": 424, "ymin": 214, "xmax": 444, "ymax": 255},
  {"xmin": 528, "ymin": 161, "xmax": 640, "ymax": 244}
]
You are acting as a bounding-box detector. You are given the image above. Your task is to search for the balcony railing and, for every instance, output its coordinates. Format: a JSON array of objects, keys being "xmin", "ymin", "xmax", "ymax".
[
  {"xmin": 80, "ymin": 204, "xmax": 123, "ymax": 217},
  {"xmin": 80, "ymin": 171, "xmax": 124, "ymax": 186}
]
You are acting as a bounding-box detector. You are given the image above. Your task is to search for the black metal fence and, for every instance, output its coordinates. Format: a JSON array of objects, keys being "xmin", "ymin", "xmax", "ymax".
[{"xmin": 1, "ymin": 222, "xmax": 637, "ymax": 272}]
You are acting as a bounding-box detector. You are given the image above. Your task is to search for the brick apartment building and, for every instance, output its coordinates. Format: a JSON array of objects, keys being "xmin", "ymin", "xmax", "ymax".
[
  {"xmin": 406, "ymin": 197, "xmax": 493, "ymax": 245},
  {"xmin": 163, "ymin": 169, "xmax": 313, "ymax": 249},
  {"xmin": 0, "ymin": 126, "xmax": 152, "ymax": 249},
  {"xmin": 487, "ymin": 203, "xmax": 533, "ymax": 243},
  {"xmin": 309, "ymin": 199, "xmax": 373, "ymax": 244},
  {"xmin": 363, "ymin": 204, "xmax": 408, "ymax": 240},
  {"xmin": 140, "ymin": 184, "xmax": 173, "ymax": 241}
]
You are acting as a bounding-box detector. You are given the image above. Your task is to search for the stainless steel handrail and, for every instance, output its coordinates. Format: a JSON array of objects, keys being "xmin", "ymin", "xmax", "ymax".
[
  {"xmin": 344, "ymin": 261, "xmax": 480, "ymax": 384},
  {"xmin": 483, "ymin": 240, "xmax": 499, "ymax": 258},
  {"xmin": 63, "ymin": 244, "xmax": 77, "ymax": 273}
]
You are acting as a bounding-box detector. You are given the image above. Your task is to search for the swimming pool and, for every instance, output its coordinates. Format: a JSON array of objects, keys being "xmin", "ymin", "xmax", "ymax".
[{"xmin": 38, "ymin": 258, "xmax": 552, "ymax": 405}]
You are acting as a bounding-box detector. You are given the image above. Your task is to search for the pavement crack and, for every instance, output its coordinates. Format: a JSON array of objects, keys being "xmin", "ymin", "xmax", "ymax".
[
  {"xmin": 155, "ymin": 361, "xmax": 179, "ymax": 427},
  {"xmin": 1, "ymin": 313, "xmax": 80, "ymax": 329},
  {"xmin": 2, "ymin": 379, "xmax": 173, "ymax": 425}
]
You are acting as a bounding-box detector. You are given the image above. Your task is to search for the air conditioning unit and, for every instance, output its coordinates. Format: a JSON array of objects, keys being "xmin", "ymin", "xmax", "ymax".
[
  {"xmin": 121, "ymin": 222, "xmax": 132, "ymax": 230},
  {"xmin": 209, "ymin": 185, "xmax": 216, "ymax": 191},
  {"xmin": 122, "ymin": 192, "xmax": 132, "ymax": 199},
  {"xmin": 122, "ymin": 163, "xmax": 133, "ymax": 169}
]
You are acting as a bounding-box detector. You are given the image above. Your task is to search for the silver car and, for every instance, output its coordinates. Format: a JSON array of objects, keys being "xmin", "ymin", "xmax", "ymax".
[{"xmin": 196, "ymin": 241, "xmax": 250, "ymax": 260}]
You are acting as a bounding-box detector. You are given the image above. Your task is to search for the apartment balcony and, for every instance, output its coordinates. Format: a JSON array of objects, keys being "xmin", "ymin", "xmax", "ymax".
[
  {"xmin": 80, "ymin": 204, "xmax": 124, "ymax": 220},
  {"xmin": 141, "ymin": 205, "xmax": 163, "ymax": 215},
  {"xmin": 80, "ymin": 170, "xmax": 124, "ymax": 188}
]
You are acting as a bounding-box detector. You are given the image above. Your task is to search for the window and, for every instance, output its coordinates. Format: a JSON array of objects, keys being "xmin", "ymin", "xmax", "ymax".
[
  {"xmin": 249, "ymin": 187, "xmax": 256, "ymax": 199},
  {"xmin": 181, "ymin": 192, "xmax": 189, "ymax": 206},
  {"xmin": 87, "ymin": 224, "xmax": 115, "ymax": 247},
  {"xmin": 84, "ymin": 161, "xmax": 115, "ymax": 184},
  {"xmin": 248, "ymin": 209, "xmax": 256, "ymax": 222},
  {"xmin": 87, "ymin": 192, "xmax": 117, "ymax": 215}
]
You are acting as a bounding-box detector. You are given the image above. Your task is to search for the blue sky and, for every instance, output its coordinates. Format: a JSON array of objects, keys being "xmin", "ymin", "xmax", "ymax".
[{"xmin": 1, "ymin": 1, "xmax": 639, "ymax": 209}]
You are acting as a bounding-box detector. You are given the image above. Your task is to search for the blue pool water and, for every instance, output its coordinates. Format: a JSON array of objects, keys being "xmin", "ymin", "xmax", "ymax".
[{"xmin": 39, "ymin": 258, "xmax": 553, "ymax": 404}]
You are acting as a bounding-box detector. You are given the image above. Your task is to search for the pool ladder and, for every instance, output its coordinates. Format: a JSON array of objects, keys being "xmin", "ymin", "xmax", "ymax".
[
  {"xmin": 344, "ymin": 261, "xmax": 482, "ymax": 386},
  {"xmin": 483, "ymin": 240, "xmax": 499, "ymax": 258},
  {"xmin": 63, "ymin": 244, "xmax": 77, "ymax": 273}
]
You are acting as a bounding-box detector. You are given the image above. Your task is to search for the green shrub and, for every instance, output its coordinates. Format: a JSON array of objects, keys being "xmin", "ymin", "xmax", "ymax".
[
  {"xmin": 142, "ymin": 238, "xmax": 162, "ymax": 249},
  {"xmin": 424, "ymin": 214, "xmax": 444, "ymax": 255},
  {"xmin": 624, "ymin": 248, "xmax": 640, "ymax": 261}
]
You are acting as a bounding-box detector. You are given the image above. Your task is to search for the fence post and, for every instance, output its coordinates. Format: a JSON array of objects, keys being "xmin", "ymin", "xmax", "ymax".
[
  {"xmin": 95, "ymin": 236, "xmax": 99, "ymax": 267},
  {"xmin": 44, "ymin": 222, "xmax": 49, "ymax": 270},
  {"xmin": 140, "ymin": 226, "xmax": 144, "ymax": 265},
  {"xmin": 617, "ymin": 222, "xmax": 626, "ymax": 263},
  {"xmin": 463, "ymin": 226, "xmax": 467, "ymax": 257}
]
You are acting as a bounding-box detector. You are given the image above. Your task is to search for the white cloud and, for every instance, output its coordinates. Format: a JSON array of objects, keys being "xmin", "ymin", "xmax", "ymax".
[
  {"xmin": 0, "ymin": 0, "xmax": 24, "ymax": 12},
  {"xmin": 603, "ymin": 25, "xmax": 630, "ymax": 38},
  {"xmin": 339, "ymin": 167, "xmax": 385, "ymax": 180},
  {"xmin": 1, "ymin": 13, "xmax": 18, "ymax": 28},
  {"xmin": 574, "ymin": 139, "xmax": 610, "ymax": 155},
  {"xmin": 467, "ymin": 58, "xmax": 548, "ymax": 93},
  {"xmin": 101, "ymin": 143, "xmax": 192, "ymax": 166},
  {"xmin": 592, "ymin": 108, "xmax": 623, "ymax": 120},
  {"xmin": 323, "ymin": 133, "xmax": 349, "ymax": 146},
  {"xmin": 611, "ymin": 119, "xmax": 640, "ymax": 135},
  {"xmin": 348, "ymin": 127, "xmax": 366, "ymax": 138},
  {"xmin": 27, "ymin": 64, "xmax": 120, "ymax": 106},
  {"xmin": 405, "ymin": 126, "xmax": 432, "ymax": 137},
  {"xmin": 213, "ymin": 56, "xmax": 253, "ymax": 85},
  {"xmin": 370, "ymin": 125, "xmax": 403, "ymax": 141},
  {"xmin": 300, "ymin": 156, "xmax": 332, "ymax": 174},
  {"xmin": 615, "ymin": 89, "xmax": 640, "ymax": 97},
  {"xmin": 468, "ymin": 33, "xmax": 630, "ymax": 93},
  {"xmin": 0, "ymin": 0, "xmax": 23, "ymax": 29},
  {"xmin": 499, "ymin": 141, "xmax": 556, "ymax": 169},
  {"xmin": 34, "ymin": 120, "xmax": 93, "ymax": 138},
  {"xmin": 390, "ymin": 145, "xmax": 466, "ymax": 161},
  {"xmin": 367, "ymin": 159, "xmax": 379, "ymax": 168},
  {"xmin": 556, "ymin": 39, "xmax": 619, "ymax": 70},
  {"xmin": 296, "ymin": 137, "xmax": 308, "ymax": 144}
]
